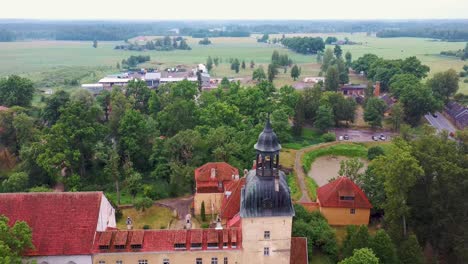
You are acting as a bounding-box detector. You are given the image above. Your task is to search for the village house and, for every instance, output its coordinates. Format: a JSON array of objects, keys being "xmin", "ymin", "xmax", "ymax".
[
  {"xmin": 316, "ymin": 177, "xmax": 372, "ymax": 226},
  {"xmin": 0, "ymin": 192, "xmax": 116, "ymax": 264}
]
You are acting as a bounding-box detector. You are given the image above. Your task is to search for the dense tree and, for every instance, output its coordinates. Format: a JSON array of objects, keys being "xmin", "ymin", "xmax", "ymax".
[
  {"xmin": 0, "ymin": 215, "xmax": 34, "ymax": 263},
  {"xmin": 398, "ymin": 235, "xmax": 424, "ymax": 264},
  {"xmin": 281, "ymin": 37, "xmax": 325, "ymax": 54},
  {"xmin": 389, "ymin": 74, "xmax": 420, "ymax": 99},
  {"xmin": 325, "ymin": 36, "xmax": 338, "ymax": 44},
  {"xmin": 206, "ymin": 56, "xmax": 213, "ymax": 72},
  {"xmin": 42, "ymin": 90, "xmax": 70, "ymax": 126},
  {"xmin": 252, "ymin": 66, "xmax": 267, "ymax": 81},
  {"xmin": 198, "ymin": 37, "xmax": 211, "ymax": 45},
  {"xmin": 109, "ymin": 88, "xmax": 132, "ymax": 135},
  {"xmin": 345, "ymin": 51, "xmax": 352, "ymax": 67},
  {"xmin": 258, "ymin": 33, "xmax": 269, "ymax": 43},
  {"xmin": 427, "ymin": 69, "xmax": 459, "ymax": 102},
  {"xmin": 134, "ymin": 197, "xmax": 153, "ymax": 212},
  {"xmin": 370, "ymin": 230, "xmax": 398, "ymax": 264},
  {"xmin": 364, "ymin": 97, "xmax": 387, "ymax": 128},
  {"xmin": 314, "ymin": 105, "xmax": 334, "ymax": 132},
  {"xmin": 325, "ymin": 66, "xmax": 340, "ymax": 91},
  {"xmin": 352, "ymin": 54, "xmax": 379, "ymax": 74},
  {"xmin": 125, "ymin": 79, "xmax": 151, "ymax": 113},
  {"xmin": 157, "ymin": 99, "xmax": 197, "ymax": 136},
  {"xmin": 1, "ymin": 172, "xmax": 28, "ymax": 192},
  {"xmin": 338, "ymin": 158, "xmax": 364, "ymax": 183},
  {"xmin": 321, "ymin": 48, "xmax": 335, "ymax": 72},
  {"xmin": 0, "ymin": 75, "xmax": 35, "ymax": 107},
  {"xmin": 231, "ymin": 59, "xmax": 240, "ymax": 73},
  {"xmin": 342, "ymin": 225, "xmax": 371, "ymax": 258},
  {"xmin": 373, "ymin": 140, "xmax": 423, "ymax": 240},
  {"xmin": 339, "ymin": 248, "xmax": 379, "ymax": 264},
  {"xmin": 367, "ymin": 146, "xmax": 384, "ymax": 161},
  {"xmin": 321, "ymin": 92, "xmax": 356, "ymax": 125},
  {"xmin": 400, "ymin": 83, "xmax": 441, "ymax": 126},
  {"xmin": 267, "ymin": 63, "xmax": 279, "ymax": 82},
  {"xmin": 400, "ymin": 56, "xmax": 430, "ymax": 79},
  {"xmin": 334, "ymin": 45, "xmax": 343, "ymax": 58},
  {"xmin": 389, "ymin": 102, "xmax": 404, "ymax": 131},
  {"xmin": 290, "ymin": 64, "xmax": 301, "ymax": 80},
  {"xmin": 241, "ymin": 60, "xmax": 246, "ymax": 70}
]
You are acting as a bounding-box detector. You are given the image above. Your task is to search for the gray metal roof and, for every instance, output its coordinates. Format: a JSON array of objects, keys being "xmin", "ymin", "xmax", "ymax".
[
  {"xmin": 240, "ymin": 170, "xmax": 295, "ymax": 218},
  {"xmin": 254, "ymin": 119, "xmax": 282, "ymax": 153}
]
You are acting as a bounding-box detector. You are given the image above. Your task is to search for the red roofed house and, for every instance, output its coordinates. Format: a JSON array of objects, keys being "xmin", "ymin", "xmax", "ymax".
[
  {"xmin": 194, "ymin": 162, "xmax": 240, "ymax": 215},
  {"xmin": 317, "ymin": 177, "xmax": 372, "ymax": 226},
  {"xmin": 0, "ymin": 192, "xmax": 116, "ymax": 264}
]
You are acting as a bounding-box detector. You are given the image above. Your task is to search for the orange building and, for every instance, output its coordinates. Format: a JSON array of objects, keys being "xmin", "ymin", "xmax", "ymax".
[{"xmin": 316, "ymin": 177, "xmax": 372, "ymax": 226}]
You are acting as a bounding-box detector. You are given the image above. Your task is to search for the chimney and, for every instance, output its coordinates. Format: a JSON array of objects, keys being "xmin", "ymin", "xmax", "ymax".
[
  {"xmin": 210, "ymin": 168, "xmax": 216, "ymax": 180},
  {"xmin": 374, "ymin": 81, "xmax": 381, "ymax": 97}
]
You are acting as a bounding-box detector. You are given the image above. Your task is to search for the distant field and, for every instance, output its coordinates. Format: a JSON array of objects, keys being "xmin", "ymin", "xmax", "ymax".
[{"xmin": 0, "ymin": 33, "xmax": 466, "ymax": 93}]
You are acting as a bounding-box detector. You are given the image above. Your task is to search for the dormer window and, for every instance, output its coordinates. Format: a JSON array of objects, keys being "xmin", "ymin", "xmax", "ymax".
[
  {"xmin": 131, "ymin": 244, "xmax": 142, "ymax": 249},
  {"xmin": 340, "ymin": 196, "xmax": 355, "ymax": 201},
  {"xmin": 174, "ymin": 243, "xmax": 186, "ymax": 250}
]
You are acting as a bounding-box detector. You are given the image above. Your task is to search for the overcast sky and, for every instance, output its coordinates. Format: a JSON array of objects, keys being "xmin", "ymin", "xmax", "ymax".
[{"xmin": 1, "ymin": 0, "xmax": 467, "ymax": 20}]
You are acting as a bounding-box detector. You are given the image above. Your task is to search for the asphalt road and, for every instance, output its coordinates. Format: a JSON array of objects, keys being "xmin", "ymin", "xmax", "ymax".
[
  {"xmin": 424, "ymin": 112, "xmax": 456, "ymax": 134},
  {"xmin": 334, "ymin": 128, "xmax": 396, "ymax": 142}
]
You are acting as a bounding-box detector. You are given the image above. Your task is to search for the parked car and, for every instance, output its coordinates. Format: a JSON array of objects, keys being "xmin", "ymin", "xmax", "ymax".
[
  {"xmin": 343, "ymin": 134, "xmax": 349, "ymax": 140},
  {"xmin": 339, "ymin": 136, "xmax": 344, "ymax": 141},
  {"xmin": 372, "ymin": 136, "xmax": 378, "ymax": 141},
  {"xmin": 379, "ymin": 134, "xmax": 386, "ymax": 141},
  {"xmin": 432, "ymin": 113, "xmax": 438, "ymax": 118}
]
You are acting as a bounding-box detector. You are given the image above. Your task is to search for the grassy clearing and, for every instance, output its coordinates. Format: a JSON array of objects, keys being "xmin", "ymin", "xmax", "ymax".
[
  {"xmin": 283, "ymin": 128, "xmax": 326, "ymax": 150},
  {"xmin": 280, "ymin": 148, "xmax": 297, "ymax": 169},
  {"xmin": 117, "ymin": 205, "xmax": 175, "ymax": 230},
  {"xmin": 305, "ymin": 177, "xmax": 319, "ymax": 201},
  {"xmin": 302, "ymin": 143, "xmax": 368, "ymax": 172},
  {"xmin": 287, "ymin": 173, "xmax": 302, "ymax": 201},
  {"xmin": 1, "ymin": 33, "xmax": 467, "ymax": 93},
  {"xmin": 105, "ymin": 190, "xmax": 145, "ymax": 206}
]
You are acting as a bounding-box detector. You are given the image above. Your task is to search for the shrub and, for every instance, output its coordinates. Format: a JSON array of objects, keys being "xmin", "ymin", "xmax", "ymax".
[
  {"xmin": 321, "ymin": 132, "xmax": 336, "ymax": 142},
  {"xmin": 201, "ymin": 223, "xmax": 210, "ymax": 229},
  {"xmin": 339, "ymin": 248, "xmax": 379, "ymax": 264},
  {"xmin": 367, "ymin": 146, "xmax": 385, "ymax": 160},
  {"xmin": 143, "ymin": 225, "xmax": 151, "ymax": 229},
  {"xmin": 134, "ymin": 197, "xmax": 153, "ymax": 212}
]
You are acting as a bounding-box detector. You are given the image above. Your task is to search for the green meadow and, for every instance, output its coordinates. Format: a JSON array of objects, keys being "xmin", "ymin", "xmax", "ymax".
[{"xmin": 0, "ymin": 33, "xmax": 466, "ymax": 93}]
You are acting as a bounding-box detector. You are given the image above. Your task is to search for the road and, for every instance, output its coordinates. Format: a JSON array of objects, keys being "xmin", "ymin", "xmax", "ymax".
[
  {"xmin": 424, "ymin": 112, "xmax": 457, "ymax": 134},
  {"xmin": 334, "ymin": 128, "xmax": 397, "ymax": 142}
]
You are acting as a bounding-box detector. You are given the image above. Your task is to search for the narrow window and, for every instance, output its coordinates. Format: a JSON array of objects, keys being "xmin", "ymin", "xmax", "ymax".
[
  {"xmin": 98, "ymin": 261, "xmax": 105, "ymax": 264},
  {"xmin": 116, "ymin": 261, "xmax": 123, "ymax": 264},
  {"xmin": 163, "ymin": 259, "xmax": 170, "ymax": 264},
  {"xmin": 223, "ymin": 257, "xmax": 228, "ymax": 264},
  {"xmin": 196, "ymin": 258, "xmax": 202, "ymax": 264},
  {"xmin": 231, "ymin": 242, "xmax": 237, "ymax": 248},
  {"xmin": 211, "ymin": 257, "xmax": 218, "ymax": 264},
  {"xmin": 264, "ymin": 231, "xmax": 270, "ymax": 240},
  {"xmin": 138, "ymin": 260, "xmax": 148, "ymax": 264},
  {"xmin": 350, "ymin": 208, "xmax": 356, "ymax": 214},
  {"xmin": 264, "ymin": 247, "xmax": 270, "ymax": 256}
]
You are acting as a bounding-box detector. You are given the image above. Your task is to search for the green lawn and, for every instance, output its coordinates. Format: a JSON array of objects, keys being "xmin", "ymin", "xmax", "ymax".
[
  {"xmin": 305, "ymin": 177, "xmax": 319, "ymax": 201},
  {"xmin": 1, "ymin": 33, "xmax": 467, "ymax": 93},
  {"xmin": 287, "ymin": 173, "xmax": 303, "ymax": 201},
  {"xmin": 117, "ymin": 205, "xmax": 175, "ymax": 230},
  {"xmin": 302, "ymin": 143, "xmax": 368, "ymax": 172}
]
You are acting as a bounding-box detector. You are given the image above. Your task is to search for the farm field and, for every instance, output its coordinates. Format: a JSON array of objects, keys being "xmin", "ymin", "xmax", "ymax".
[{"xmin": 0, "ymin": 33, "xmax": 466, "ymax": 93}]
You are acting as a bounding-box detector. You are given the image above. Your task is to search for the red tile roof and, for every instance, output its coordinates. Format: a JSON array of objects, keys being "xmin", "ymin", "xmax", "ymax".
[
  {"xmin": 0, "ymin": 192, "xmax": 104, "ymax": 256},
  {"xmin": 93, "ymin": 228, "xmax": 242, "ymax": 253},
  {"xmin": 195, "ymin": 162, "xmax": 239, "ymax": 193},
  {"xmin": 221, "ymin": 177, "xmax": 246, "ymax": 220},
  {"xmin": 290, "ymin": 237, "xmax": 308, "ymax": 264},
  {"xmin": 227, "ymin": 213, "xmax": 241, "ymax": 228},
  {"xmin": 317, "ymin": 177, "xmax": 372, "ymax": 209}
]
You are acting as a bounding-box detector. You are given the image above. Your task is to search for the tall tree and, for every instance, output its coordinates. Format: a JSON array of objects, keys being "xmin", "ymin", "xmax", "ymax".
[
  {"xmin": 398, "ymin": 235, "xmax": 424, "ymax": 264},
  {"xmin": 241, "ymin": 60, "xmax": 246, "ymax": 70},
  {"xmin": 334, "ymin": 45, "xmax": 343, "ymax": 58},
  {"xmin": 345, "ymin": 51, "xmax": 352, "ymax": 67},
  {"xmin": 206, "ymin": 56, "xmax": 213, "ymax": 72},
  {"xmin": 325, "ymin": 66, "xmax": 340, "ymax": 91},
  {"xmin": 390, "ymin": 102, "xmax": 404, "ymax": 132},
  {"xmin": 427, "ymin": 69, "xmax": 459, "ymax": 102},
  {"xmin": 400, "ymin": 83, "xmax": 441, "ymax": 126},
  {"xmin": 373, "ymin": 140, "xmax": 423, "ymax": 240},
  {"xmin": 314, "ymin": 105, "xmax": 334, "ymax": 132},
  {"xmin": 364, "ymin": 97, "xmax": 387, "ymax": 128},
  {"xmin": 370, "ymin": 230, "xmax": 398, "ymax": 264},
  {"xmin": 93, "ymin": 39, "xmax": 98, "ymax": 48},
  {"xmin": 0, "ymin": 75, "xmax": 34, "ymax": 107},
  {"xmin": 42, "ymin": 90, "xmax": 70, "ymax": 126},
  {"xmin": 267, "ymin": 63, "xmax": 279, "ymax": 82},
  {"xmin": 321, "ymin": 48, "xmax": 335, "ymax": 72},
  {"xmin": 290, "ymin": 64, "xmax": 301, "ymax": 80},
  {"xmin": 252, "ymin": 66, "xmax": 266, "ymax": 81}
]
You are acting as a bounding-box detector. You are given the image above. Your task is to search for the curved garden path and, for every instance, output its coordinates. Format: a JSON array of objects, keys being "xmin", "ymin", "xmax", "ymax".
[{"xmin": 294, "ymin": 142, "xmax": 341, "ymax": 203}]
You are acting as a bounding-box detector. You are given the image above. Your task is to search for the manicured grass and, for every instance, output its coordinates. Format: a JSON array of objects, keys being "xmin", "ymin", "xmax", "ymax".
[
  {"xmin": 305, "ymin": 177, "xmax": 319, "ymax": 201},
  {"xmin": 302, "ymin": 143, "xmax": 368, "ymax": 173},
  {"xmin": 287, "ymin": 173, "xmax": 302, "ymax": 202},
  {"xmin": 283, "ymin": 128, "xmax": 325, "ymax": 150},
  {"xmin": 117, "ymin": 205, "xmax": 175, "ymax": 230}
]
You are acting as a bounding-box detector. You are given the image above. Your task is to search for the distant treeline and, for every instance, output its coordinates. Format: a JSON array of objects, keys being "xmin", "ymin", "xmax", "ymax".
[
  {"xmin": 2, "ymin": 19, "xmax": 468, "ymax": 41},
  {"xmin": 0, "ymin": 29, "xmax": 15, "ymax": 42},
  {"xmin": 377, "ymin": 29, "xmax": 468, "ymax": 41},
  {"xmin": 281, "ymin": 37, "xmax": 325, "ymax": 54},
  {"xmin": 190, "ymin": 30, "xmax": 250, "ymax": 38},
  {"xmin": 115, "ymin": 37, "xmax": 191, "ymax": 51}
]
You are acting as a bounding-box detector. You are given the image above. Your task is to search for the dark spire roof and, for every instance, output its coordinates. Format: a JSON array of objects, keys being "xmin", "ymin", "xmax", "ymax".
[{"xmin": 254, "ymin": 117, "xmax": 281, "ymax": 153}]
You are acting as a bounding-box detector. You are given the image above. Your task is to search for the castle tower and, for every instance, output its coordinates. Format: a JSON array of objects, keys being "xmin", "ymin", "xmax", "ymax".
[{"xmin": 240, "ymin": 118, "xmax": 295, "ymax": 264}]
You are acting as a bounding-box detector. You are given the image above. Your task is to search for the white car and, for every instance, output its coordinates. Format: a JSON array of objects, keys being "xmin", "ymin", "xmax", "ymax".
[{"xmin": 339, "ymin": 136, "xmax": 344, "ymax": 141}]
